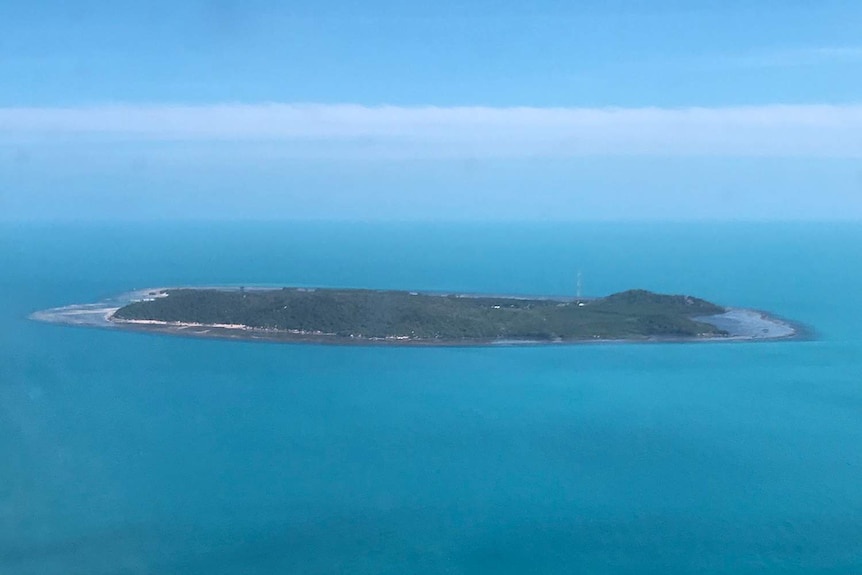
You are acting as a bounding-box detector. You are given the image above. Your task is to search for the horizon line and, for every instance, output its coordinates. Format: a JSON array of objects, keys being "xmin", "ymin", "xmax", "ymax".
[{"xmin": 3, "ymin": 102, "xmax": 862, "ymax": 158}]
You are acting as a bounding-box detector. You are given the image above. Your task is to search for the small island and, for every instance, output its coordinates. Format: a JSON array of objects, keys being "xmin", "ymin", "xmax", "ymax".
[{"xmin": 31, "ymin": 287, "xmax": 801, "ymax": 345}]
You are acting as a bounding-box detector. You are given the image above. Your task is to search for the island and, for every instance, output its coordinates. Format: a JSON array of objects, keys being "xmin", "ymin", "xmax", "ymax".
[{"xmin": 30, "ymin": 287, "xmax": 802, "ymax": 345}]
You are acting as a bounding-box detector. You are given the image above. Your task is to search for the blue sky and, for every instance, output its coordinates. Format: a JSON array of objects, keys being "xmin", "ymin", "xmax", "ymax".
[{"xmin": 1, "ymin": 1, "xmax": 861, "ymax": 220}]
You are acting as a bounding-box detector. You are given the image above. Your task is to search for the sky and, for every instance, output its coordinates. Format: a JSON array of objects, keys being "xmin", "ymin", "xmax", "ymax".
[{"xmin": 1, "ymin": 0, "xmax": 861, "ymax": 221}]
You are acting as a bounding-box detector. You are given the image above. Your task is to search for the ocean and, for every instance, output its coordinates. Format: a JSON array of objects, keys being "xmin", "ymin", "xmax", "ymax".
[{"xmin": 2, "ymin": 221, "xmax": 861, "ymax": 574}]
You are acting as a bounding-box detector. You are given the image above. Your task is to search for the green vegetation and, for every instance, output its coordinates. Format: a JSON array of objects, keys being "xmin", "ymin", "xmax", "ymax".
[{"xmin": 113, "ymin": 287, "xmax": 728, "ymax": 343}]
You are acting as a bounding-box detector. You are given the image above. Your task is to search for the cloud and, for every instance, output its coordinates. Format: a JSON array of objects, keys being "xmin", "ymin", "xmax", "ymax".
[{"xmin": 2, "ymin": 103, "xmax": 862, "ymax": 157}]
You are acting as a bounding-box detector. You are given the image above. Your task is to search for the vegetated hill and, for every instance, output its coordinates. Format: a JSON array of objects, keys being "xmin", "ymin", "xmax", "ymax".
[
  {"xmin": 113, "ymin": 287, "xmax": 728, "ymax": 342},
  {"xmin": 592, "ymin": 289, "xmax": 725, "ymax": 316}
]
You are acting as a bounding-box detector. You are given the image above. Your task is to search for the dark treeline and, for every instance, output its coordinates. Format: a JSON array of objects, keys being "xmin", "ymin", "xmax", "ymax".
[{"xmin": 114, "ymin": 288, "xmax": 727, "ymax": 342}]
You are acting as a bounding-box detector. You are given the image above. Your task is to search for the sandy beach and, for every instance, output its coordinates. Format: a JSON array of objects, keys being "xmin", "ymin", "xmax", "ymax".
[{"xmin": 696, "ymin": 308, "xmax": 797, "ymax": 340}]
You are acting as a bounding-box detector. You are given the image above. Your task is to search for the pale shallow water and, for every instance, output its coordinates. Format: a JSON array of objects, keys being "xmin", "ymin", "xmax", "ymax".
[{"xmin": 2, "ymin": 221, "xmax": 861, "ymax": 574}]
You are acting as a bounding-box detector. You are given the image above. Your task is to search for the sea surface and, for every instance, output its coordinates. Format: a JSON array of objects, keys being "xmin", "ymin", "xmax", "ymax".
[{"xmin": 1, "ymin": 221, "xmax": 861, "ymax": 574}]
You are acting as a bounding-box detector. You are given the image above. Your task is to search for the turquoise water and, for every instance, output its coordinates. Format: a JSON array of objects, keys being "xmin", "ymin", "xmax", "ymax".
[{"xmin": 2, "ymin": 222, "xmax": 861, "ymax": 574}]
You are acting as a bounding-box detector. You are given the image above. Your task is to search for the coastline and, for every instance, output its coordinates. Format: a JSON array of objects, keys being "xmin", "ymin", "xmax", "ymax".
[{"xmin": 28, "ymin": 286, "xmax": 805, "ymax": 347}]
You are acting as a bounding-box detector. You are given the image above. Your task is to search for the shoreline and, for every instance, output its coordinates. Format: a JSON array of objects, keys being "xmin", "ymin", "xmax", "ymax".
[{"xmin": 28, "ymin": 286, "xmax": 806, "ymax": 347}]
